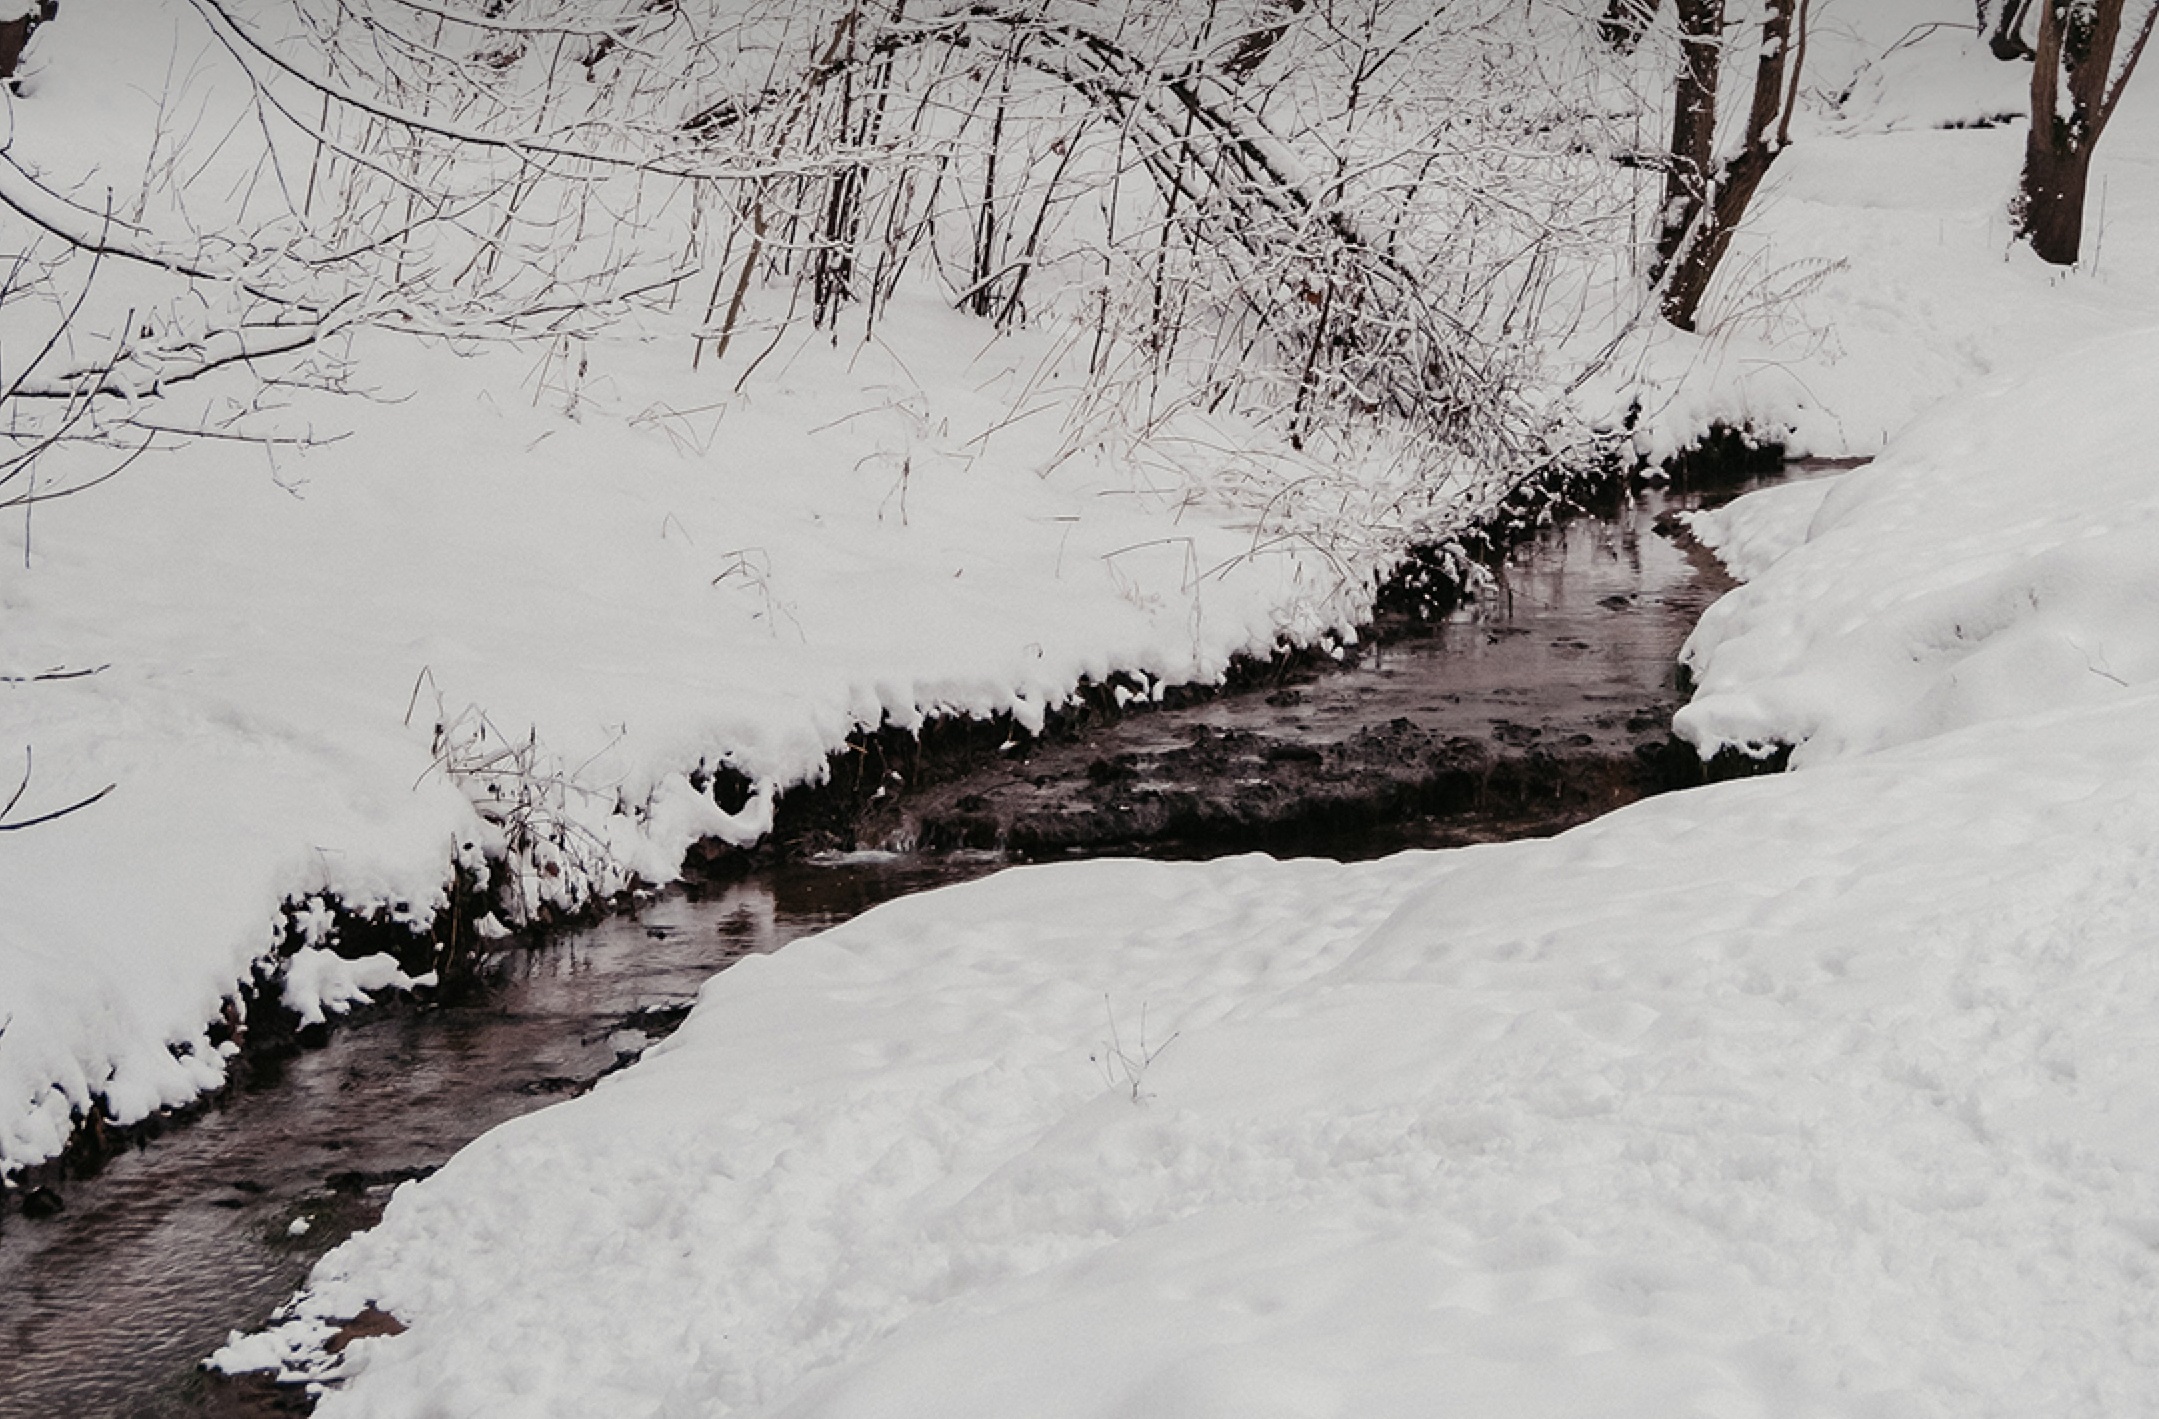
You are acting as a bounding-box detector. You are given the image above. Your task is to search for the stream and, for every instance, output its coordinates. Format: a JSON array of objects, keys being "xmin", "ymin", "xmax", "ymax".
[{"xmin": 0, "ymin": 465, "xmax": 1828, "ymax": 1418}]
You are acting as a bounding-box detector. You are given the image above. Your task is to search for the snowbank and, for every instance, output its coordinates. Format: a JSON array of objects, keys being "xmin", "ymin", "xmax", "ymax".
[
  {"xmin": 0, "ymin": 298, "xmax": 1414, "ymax": 1175},
  {"xmin": 2, "ymin": 2, "xmax": 1516, "ymax": 1178},
  {"xmin": 1679, "ymin": 325, "xmax": 2159, "ymax": 764},
  {"xmin": 233, "ymin": 679, "xmax": 2159, "ymax": 1416},
  {"xmin": 14, "ymin": 0, "xmax": 2159, "ymax": 1195},
  {"xmin": 223, "ymin": 331, "xmax": 2159, "ymax": 1414}
]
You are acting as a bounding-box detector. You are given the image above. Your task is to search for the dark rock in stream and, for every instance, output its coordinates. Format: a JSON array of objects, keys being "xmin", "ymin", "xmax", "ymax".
[{"xmin": 19, "ymin": 1187, "xmax": 64, "ymax": 1220}]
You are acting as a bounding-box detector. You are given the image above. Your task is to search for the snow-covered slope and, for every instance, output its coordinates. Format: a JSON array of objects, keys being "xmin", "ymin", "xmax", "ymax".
[
  {"xmin": 1588, "ymin": 6, "xmax": 2159, "ymax": 461},
  {"xmin": 1679, "ymin": 325, "xmax": 2159, "ymax": 764},
  {"xmin": 10, "ymin": 0, "xmax": 2159, "ymax": 1190},
  {"xmin": 0, "ymin": 3, "xmax": 1435, "ymax": 1175},
  {"xmin": 0, "ymin": 297, "xmax": 1409, "ymax": 1173},
  {"xmin": 223, "ymin": 334, "xmax": 2159, "ymax": 1413}
]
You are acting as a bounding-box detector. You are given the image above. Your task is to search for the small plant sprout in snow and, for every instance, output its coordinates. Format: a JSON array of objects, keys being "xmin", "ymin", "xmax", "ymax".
[{"xmin": 1092, "ymin": 996, "xmax": 1179, "ymax": 1104}]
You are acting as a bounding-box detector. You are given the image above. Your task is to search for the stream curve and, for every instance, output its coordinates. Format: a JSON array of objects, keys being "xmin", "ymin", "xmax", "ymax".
[{"xmin": 0, "ymin": 464, "xmax": 1829, "ymax": 1417}]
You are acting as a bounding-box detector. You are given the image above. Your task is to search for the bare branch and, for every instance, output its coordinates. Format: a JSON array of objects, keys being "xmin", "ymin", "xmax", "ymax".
[{"xmin": 0, "ymin": 748, "xmax": 117, "ymax": 833}]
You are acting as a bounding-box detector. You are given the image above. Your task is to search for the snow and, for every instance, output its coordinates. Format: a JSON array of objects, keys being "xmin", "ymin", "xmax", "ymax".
[
  {"xmin": 3, "ymin": 0, "xmax": 1463, "ymax": 1173},
  {"xmin": 2, "ymin": 0, "xmax": 2152, "ymax": 1180},
  {"xmin": 280, "ymin": 950, "xmax": 433, "ymax": 1031},
  {"xmin": 1679, "ymin": 325, "xmax": 2159, "ymax": 765},
  {"xmin": 5, "ymin": 0, "xmax": 2159, "ymax": 1406},
  {"xmin": 1585, "ymin": 14, "xmax": 2159, "ymax": 463},
  {"xmin": 0, "ymin": 281, "xmax": 1423, "ymax": 1173},
  {"xmin": 223, "ymin": 384, "xmax": 2159, "ymax": 1410}
]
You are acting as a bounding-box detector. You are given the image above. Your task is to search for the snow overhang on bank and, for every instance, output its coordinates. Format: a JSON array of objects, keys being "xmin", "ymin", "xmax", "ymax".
[
  {"xmin": 0, "ymin": 287, "xmax": 1494, "ymax": 1181},
  {"xmin": 214, "ymin": 326, "xmax": 2159, "ymax": 1408},
  {"xmin": 1677, "ymin": 325, "xmax": 2159, "ymax": 767}
]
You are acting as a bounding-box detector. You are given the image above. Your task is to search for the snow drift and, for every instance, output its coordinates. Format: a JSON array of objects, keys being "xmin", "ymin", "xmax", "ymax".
[{"xmin": 221, "ymin": 328, "xmax": 2159, "ymax": 1416}]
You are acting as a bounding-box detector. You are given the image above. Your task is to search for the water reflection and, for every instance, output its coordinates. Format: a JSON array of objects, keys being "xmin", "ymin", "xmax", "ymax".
[
  {"xmin": 0, "ymin": 855, "xmax": 1003, "ymax": 1419},
  {"xmin": 0, "ymin": 466, "xmax": 1847, "ymax": 1418}
]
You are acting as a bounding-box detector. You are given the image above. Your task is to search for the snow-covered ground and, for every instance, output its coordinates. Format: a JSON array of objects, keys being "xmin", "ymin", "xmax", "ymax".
[
  {"xmin": 1, "ymin": 0, "xmax": 2155, "ymax": 1278},
  {"xmin": 0, "ymin": 295, "xmax": 1399, "ymax": 1172},
  {"xmin": 220, "ymin": 329, "xmax": 2159, "ymax": 1414},
  {"xmin": 1602, "ymin": 12, "xmax": 2159, "ymax": 461}
]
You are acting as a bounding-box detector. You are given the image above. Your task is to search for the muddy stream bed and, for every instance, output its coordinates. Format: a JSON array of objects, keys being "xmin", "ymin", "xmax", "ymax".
[{"xmin": 0, "ymin": 466, "xmax": 1827, "ymax": 1417}]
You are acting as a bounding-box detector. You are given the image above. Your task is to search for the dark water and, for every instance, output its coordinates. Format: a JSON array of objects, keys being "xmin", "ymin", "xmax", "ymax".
[
  {"xmin": 0, "ymin": 861, "xmax": 1000, "ymax": 1419},
  {"xmin": 859, "ymin": 468, "xmax": 1835, "ymax": 858},
  {"xmin": 0, "ymin": 467, "xmax": 1838, "ymax": 1418}
]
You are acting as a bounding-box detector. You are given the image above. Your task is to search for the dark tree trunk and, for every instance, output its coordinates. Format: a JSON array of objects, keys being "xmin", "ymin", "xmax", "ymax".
[
  {"xmin": 2018, "ymin": 130, "xmax": 2095, "ymax": 265},
  {"xmin": 0, "ymin": 19, "xmax": 28, "ymax": 81},
  {"xmin": 0, "ymin": 2, "xmax": 50, "ymax": 83},
  {"xmin": 1650, "ymin": 0, "xmax": 1723, "ymax": 283},
  {"xmin": 1658, "ymin": 0, "xmax": 1806, "ymax": 331},
  {"xmin": 1658, "ymin": 139, "xmax": 1774, "ymax": 329},
  {"xmin": 1599, "ymin": 0, "xmax": 1665, "ymax": 53},
  {"xmin": 2014, "ymin": 0, "xmax": 2154, "ymax": 265}
]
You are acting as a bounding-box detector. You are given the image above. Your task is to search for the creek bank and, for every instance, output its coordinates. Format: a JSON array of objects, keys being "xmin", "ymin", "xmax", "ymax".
[
  {"xmin": 0, "ymin": 440, "xmax": 1804, "ymax": 1228},
  {"xmin": 0, "ymin": 864, "xmax": 1000, "ymax": 1417},
  {"xmin": 2, "ymin": 444, "xmax": 1820, "ymax": 1417},
  {"xmin": 723, "ymin": 454, "xmax": 1803, "ymax": 867}
]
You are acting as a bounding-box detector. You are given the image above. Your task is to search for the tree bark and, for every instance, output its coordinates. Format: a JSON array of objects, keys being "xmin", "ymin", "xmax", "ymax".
[
  {"xmin": 2017, "ymin": 135, "xmax": 2094, "ymax": 264},
  {"xmin": 1658, "ymin": 0, "xmax": 1805, "ymax": 331},
  {"xmin": 2014, "ymin": 0, "xmax": 2156, "ymax": 265},
  {"xmin": 1650, "ymin": 0, "xmax": 1722, "ymax": 283},
  {"xmin": 1599, "ymin": 0, "xmax": 1665, "ymax": 53},
  {"xmin": 0, "ymin": 19, "xmax": 28, "ymax": 82},
  {"xmin": 0, "ymin": 2, "xmax": 51, "ymax": 83}
]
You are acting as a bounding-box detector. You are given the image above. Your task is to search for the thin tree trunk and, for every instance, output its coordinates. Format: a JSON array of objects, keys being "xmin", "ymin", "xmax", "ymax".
[
  {"xmin": 1660, "ymin": 0, "xmax": 1804, "ymax": 331},
  {"xmin": 1651, "ymin": 0, "xmax": 1722, "ymax": 283}
]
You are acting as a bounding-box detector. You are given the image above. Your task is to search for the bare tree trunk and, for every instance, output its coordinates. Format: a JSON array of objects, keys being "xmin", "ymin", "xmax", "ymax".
[
  {"xmin": 1650, "ymin": 0, "xmax": 1722, "ymax": 283},
  {"xmin": 1658, "ymin": 0, "xmax": 1808, "ymax": 331},
  {"xmin": 0, "ymin": 1, "xmax": 53, "ymax": 84},
  {"xmin": 0, "ymin": 19, "xmax": 28, "ymax": 81},
  {"xmin": 2018, "ymin": 128, "xmax": 2096, "ymax": 264},
  {"xmin": 2014, "ymin": 0, "xmax": 2155, "ymax": 265}
]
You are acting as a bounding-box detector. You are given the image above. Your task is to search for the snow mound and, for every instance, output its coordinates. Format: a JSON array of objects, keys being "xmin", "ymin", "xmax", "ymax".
[
  {"xmin": 1679, "ymin": 324, "xmax": 2159, "ymax": 764},
  {"xmin": 221, "ymin": 307, "xmax": 2159, "ymax": 1418},
  {"xmin": 228, "ymin": 681, "xmax": 2159, "ymax": 1417}
]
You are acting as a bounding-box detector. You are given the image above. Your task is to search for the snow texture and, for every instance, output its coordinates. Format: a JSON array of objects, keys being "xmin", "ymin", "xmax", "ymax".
[
  {"xmin": 236, "ymin": 455, "xmax": 2159, "ymax": 1419},
  {"xmin": 0, "ymin": 0, "xmax": 2148, "ymax": 1408},
  {"xmin": 225, "ymin": 278, "xmax": 2159, "ymax": 1419},
  {"xmin": 1680, "ymin": 326, "xmax": 2159, "ymax": 764},
  {"xmin": 1, "ymin": 1, "xmax": 1441, "ymax": 1172},
  {"xmin": 0, "ymin": 0, "xmax": 2155, "ymax": 1341}
]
